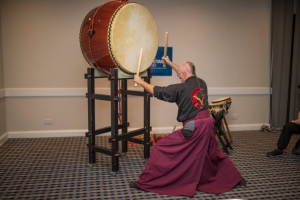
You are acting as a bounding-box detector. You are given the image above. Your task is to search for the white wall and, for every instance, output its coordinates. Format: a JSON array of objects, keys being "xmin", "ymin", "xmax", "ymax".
[
  {"xmin": 0, "ymin": 4, "xmax": 7, "ymax": 143},
  {"xmin": 0, "ymin": 0, "xmax": 271, "ymax": 137}
]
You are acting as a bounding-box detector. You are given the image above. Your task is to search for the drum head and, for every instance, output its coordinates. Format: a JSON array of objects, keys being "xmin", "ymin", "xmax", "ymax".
[
  {"xmin": 109, "ymin": 3, "xmax": 159, "ymax": 74},
  {"xmin": 210, "ymin": 102, "xmax": 226, "ymax": 106},
  {"xmin": 212, "ymin": 96, "xmax": 231, "ymax": 103}
]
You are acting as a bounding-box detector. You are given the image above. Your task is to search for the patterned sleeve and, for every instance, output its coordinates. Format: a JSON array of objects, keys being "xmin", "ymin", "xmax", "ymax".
[{"xmin": 153, "ymin": 84, "xmax": 181, "ymax": 103}]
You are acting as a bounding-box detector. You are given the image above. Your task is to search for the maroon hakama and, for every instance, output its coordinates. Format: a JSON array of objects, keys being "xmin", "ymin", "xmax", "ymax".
[{"xmin": 136, "ymin": 110, "xmax": 242, "ymax": 196}]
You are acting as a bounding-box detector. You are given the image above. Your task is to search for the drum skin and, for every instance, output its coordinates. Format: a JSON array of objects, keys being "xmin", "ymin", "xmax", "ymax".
[
  {"xmin": 80, "ymin": 0, "xmax": 158, "ymax": 74},
  {"xmin": 212, "ymin": 97, "xmax": 231, "ymax": 104}
]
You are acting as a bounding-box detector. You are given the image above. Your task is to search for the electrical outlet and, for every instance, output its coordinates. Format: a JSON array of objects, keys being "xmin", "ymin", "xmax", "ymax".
[
  {"xmin": 44, "ymin": 119, "xmax": 53, "ymax": 125},
  {"xmin": 231, "ymin": 114, "xmax": 238, "ymax": 120}
]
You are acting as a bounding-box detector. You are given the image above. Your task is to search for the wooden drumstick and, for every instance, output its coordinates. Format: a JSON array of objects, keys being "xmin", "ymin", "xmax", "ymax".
[
  {"xmin": 163, "ymin": 32, "xmax": 168, "ymax": 67},
  {"xmin": 135, "ymin": 48, "xmax": 143, "ymax": 87},
  {"xmin": 172, "ymin": 125, "xmax": 176, "ymax": 133}
]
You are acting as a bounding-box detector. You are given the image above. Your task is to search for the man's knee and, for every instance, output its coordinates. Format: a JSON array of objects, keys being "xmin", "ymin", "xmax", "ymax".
[
  {"xmin": 279, "ymin": 122, "xmax": 296, "ymax": 140},
  {"xmin": 283, "ymin": 122, "xmax": 295, "ymax": 130}
]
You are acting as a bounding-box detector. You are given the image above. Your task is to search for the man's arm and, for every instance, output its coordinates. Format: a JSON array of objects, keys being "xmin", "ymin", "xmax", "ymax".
[
  {"xmin": 162, "ymin": 56, "xmax": 180, "ymax": 74},
  {"xmin": 134, "ymin": 74, "xmax": 180, "ymax": 102},
  {"xmin": 134, "ymin": 75, "xmax": 154, "ymax": 94}
]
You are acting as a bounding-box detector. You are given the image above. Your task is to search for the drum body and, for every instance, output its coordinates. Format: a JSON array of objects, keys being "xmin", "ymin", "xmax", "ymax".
[
  {"xmin": 80, "ymin": 1, "xmax": 159, "ymax": 74},
  {"xmin": 208, "ymin": 102, "xmax": 227, "ymax": 116},
  {"xmin": 212, "ymin": 97, "xmax": 232, "ymax": 112}
]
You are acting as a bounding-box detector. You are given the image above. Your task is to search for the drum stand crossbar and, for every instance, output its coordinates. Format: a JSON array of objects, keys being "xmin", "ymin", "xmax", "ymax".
[{"xmin": 85, "ymin": 68, "xmax": 152, "ymax": 175}]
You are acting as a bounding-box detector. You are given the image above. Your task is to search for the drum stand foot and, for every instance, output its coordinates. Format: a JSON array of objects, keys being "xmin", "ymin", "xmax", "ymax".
[
  {"xmin": 222, "ymin": 117, "xmax": 233, "ymax": 143},
  {"xmin": 88, "ymin": 163, "xmax": 94, "ymax": 168},
  {"xmin": 110, "ymin": 172, "xmax": 117, "ymax": 176}
]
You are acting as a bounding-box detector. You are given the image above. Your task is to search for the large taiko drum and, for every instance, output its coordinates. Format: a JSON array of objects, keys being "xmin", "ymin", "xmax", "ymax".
[
  {"xmin": 80, "ymin": 0, "xmax": 159, "ymax": 75},
  {"xmin": 212, "ymin": 97, "xmax": 232, "ymax": 113}
]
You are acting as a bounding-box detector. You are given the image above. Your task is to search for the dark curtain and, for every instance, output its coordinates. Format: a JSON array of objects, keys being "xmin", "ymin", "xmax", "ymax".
[
  {"xmin": 289, "ymin": 1, "xmax": 300, "ymax": 121},
  {"xmin": 270, "ymin": 0, "xmax": 297, "ymax": 127}
]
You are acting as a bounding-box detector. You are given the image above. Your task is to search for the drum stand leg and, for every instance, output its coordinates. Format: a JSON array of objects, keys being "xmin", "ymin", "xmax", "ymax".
[
  {"xmin": 121, "ymin": 79, "xmax": 128, "ymax": 156},
  {"xmin": 120, "ymin": 68, "xmax": 152, "ymax": 160},
  {"xmin": 214, "ymin": 126, "xmax": 229, "ymax": 154},
  {"xmin": 221, "ymin": 117, "xmax": 232, "ymax": 146},
  {"xmin": 87, "ymin": 68, "xmax": 96, "ymax": 166},
  {"xmin": 222, "ymin": 116, "xmax": 233, "ymax": 143},
  {"xmin": 143, "ymin": 68, "xmax": 151, "ymax": 160},
  {"xmin": 218, "ymin": 120, "xmax": 233, "ymax": 150},
  {"xmin": 110, "ymin": 68, "xmax": 119, "ymax": 173}
]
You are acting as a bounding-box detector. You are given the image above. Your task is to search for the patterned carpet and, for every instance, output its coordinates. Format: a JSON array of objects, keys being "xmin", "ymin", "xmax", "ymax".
[{"xmin": 0, "ymin": 131, "xmax": 300, "ymax": 200}]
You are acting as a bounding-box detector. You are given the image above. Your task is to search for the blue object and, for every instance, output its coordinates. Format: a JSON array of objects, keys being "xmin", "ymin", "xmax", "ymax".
[{"xmin": 150, "ymin": 47, "xmax": 173, "ymax": 76}]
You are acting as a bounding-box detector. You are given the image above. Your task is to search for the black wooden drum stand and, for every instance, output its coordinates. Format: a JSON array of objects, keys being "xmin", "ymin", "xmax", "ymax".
[
  {"xmin": 212, "ymin": 110, "xmax": 233, "ymax": 154},
  {"xmin": 85, "ymin": 68, "xmax": 152, "ymax": 175}
]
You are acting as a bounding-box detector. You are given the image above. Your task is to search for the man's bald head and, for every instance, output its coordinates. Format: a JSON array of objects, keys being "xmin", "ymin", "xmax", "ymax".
[
  {"xmin": 178, "ymin": 61, "xmax": 196, "ymax": 83},
  {"xmin": 180, "ymin": 62, "xmax": 196, "ymax": 75}
]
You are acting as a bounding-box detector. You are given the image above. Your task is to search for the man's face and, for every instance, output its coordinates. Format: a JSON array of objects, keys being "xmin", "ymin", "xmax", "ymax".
[
  {"xmin": 177, "ymin": 65, "xmax": 187, "ymax": 83},
  {"xmin": 177, "ymin": 71, "xmax": 185, "ymax": 83}
]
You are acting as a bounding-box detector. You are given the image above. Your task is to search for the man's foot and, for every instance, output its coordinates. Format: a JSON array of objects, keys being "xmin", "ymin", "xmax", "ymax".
[
  {"xmin": 129, "ymin": 181, "xmax": 140, "ymax": 189},
  {"xmin": 239, "ymin": 178, "xmax": 246, "ymax": 188},
  {"xmin": 267, "ymin": 149, "xmax": 283, "ymax": 157}
]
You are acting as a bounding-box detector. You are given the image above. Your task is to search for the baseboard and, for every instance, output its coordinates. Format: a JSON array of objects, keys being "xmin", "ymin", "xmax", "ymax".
[
  {"xmin": 0, "ymin": 89, "xmax": 5, "ymax": 99},
  {"xmin": 228, "ymin": 124, "xmax": 268, "ymax": 131},
  {"xmin": 8, "ymin": 130, "xmax": 87, "ymax": 138},
  {"xmin": 0, "ymin": 132, "xmax": 8, "ymax": 145},
  {"xmin": 7, "ymin": 124, "xmax": 268, "ymax": 138}
]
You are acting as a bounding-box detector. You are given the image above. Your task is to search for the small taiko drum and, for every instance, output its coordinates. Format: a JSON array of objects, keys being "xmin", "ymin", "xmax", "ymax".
[
  {"xmin": 212, "ymin": 97, "xmax": 232, "ymax": 113},
  {"xmin": 208, "ymin": 102, "xmax": 227, "ymax": 116},
  {"xmin": 80, "ymin": 0, "xmax": 159, "ymax": 74}
]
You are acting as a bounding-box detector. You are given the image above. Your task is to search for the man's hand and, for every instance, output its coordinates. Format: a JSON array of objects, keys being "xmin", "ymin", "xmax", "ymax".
[
  {"xmin": 133, "ymin": 74, "xmax": 154, "ymax": 94},
  {"xmin": 162, "ymin": 56, "xmax": 171, "ymax": 64},
  {"xmin": 134, "ymin": 74, "xmax": 143, "ymax": 85},
  {"xmin": 162, "ymin": 56, "xmax": 180, "ymax": 74}
]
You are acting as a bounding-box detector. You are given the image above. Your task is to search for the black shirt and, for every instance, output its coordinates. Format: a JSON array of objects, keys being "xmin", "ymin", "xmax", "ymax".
[{"xmin": 153, "ymin": 76, "xmax": 208, "ymax": 122}]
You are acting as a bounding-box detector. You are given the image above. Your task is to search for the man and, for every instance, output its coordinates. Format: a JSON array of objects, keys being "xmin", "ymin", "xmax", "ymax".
[
  {"xmin": 130, "ymin": 57, "xmax": 245, "ymax": 197},
  {"xmin": 267, "ymin": 85, "xmax": 300, "ymax": 157}
]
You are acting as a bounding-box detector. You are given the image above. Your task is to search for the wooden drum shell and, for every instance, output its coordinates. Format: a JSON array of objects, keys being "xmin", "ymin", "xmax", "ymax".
[{"xmin": 80, "ymin": 1, "xmax": 128, "ymax": 73}]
